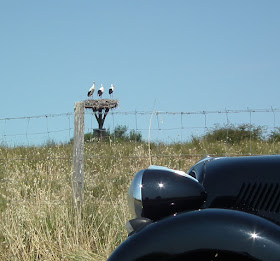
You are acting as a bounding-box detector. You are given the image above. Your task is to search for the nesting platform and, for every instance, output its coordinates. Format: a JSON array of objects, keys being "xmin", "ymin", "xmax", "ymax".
[{"xmin": 84, "ymin": 99, "xmax": 118, "ymax": 112}]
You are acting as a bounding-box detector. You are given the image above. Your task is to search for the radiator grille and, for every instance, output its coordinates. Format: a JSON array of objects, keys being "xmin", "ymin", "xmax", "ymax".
[{"xmin": 235, "ymin": 183, "xmax": 280, "ymax": 213}]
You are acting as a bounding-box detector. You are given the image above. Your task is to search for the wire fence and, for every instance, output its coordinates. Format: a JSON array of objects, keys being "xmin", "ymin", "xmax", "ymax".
[
  {"xmin": 1, "ymin": 107, "xmax": 280, "ymax": 146},
  {"xmin": 0, "ymin": 112, "xmax": 73, "ymax": 146},
  {"xmin": 0, "ymin": 107, "xmax": 280, "ymax": 207},
  {"xmin": 0, "ymin": 107, "xmax": 279, "ymax": 161}
]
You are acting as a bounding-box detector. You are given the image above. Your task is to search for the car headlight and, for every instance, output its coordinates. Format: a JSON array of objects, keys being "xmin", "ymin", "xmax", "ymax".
[{"xmin": 128, "ymin": 166, "xmax": 207, "ymax": 221}]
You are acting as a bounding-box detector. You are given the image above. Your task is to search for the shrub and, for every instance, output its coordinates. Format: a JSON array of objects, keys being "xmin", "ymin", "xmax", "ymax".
[
  {"xmin": 198, "ymin": 124, "xmax": 264, "ymax": 144},
  {"xmin": 129, "ymin": 130, "xmax": 142, "ymax": 142},
  {"xmin": 268, "ymin": 127, "xmax": 280, "ymax": 143},
  {"xmin": 83, "ymin": 125, "xmax": 143, "ymax": 143}
]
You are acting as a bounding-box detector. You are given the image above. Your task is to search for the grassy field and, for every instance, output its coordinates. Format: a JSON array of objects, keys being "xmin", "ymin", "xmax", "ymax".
[{"xmin": 0, "ymin": 139, "xmax": 279, "ymax": 260}]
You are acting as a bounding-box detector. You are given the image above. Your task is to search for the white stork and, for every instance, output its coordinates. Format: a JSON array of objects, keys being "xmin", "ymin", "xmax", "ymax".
[
  {"xmin": 87, "ymin": 81, "xmax": 95, "ymax": 98},
  {"xmin": 109, "ymin": 84, "xmax": 114, "ymax": 98},
  {"xmin": 98, "ymin": 84, "xmax": 104, "ymax": 98}
]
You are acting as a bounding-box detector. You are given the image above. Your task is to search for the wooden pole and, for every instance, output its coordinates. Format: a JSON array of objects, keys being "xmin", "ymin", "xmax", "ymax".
[
  {"xmin": 73, "ymin": 101, "xmax": 84, "ymax": 211},
  {"xmin": 72, "ymin": 99, "xmax": 118, "ymax": 210}
]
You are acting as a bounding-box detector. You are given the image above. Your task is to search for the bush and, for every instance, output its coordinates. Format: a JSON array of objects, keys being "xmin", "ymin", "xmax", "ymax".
[
  {"xmin": 198, "ymin": 124, "xmax": 264, "ymax": 144},
  {"xmin": 268, "ymin": 127, "xmax": 280, "ymax": 143},
  {"xmin": 129, "ymin": 130, "xmax": 142, "ymax": 142},
  {"xmin": 83, "ymin": 125, "xmax": 143, "ymax": 143},
  {"xmin": 112, "ymin": 125, "xmax": 128, "ymax": 141}
]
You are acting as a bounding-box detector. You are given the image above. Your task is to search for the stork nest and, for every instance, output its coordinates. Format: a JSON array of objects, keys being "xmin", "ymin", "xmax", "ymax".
[{"xmin": 84, "ymin": 99, "xmax": 119, "ymax": 112}]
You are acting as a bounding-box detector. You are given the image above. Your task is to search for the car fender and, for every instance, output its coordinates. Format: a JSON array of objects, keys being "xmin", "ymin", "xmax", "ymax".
[{"xmin": 107, "ymin": 208, "xmax": 280, "ymax": 261}]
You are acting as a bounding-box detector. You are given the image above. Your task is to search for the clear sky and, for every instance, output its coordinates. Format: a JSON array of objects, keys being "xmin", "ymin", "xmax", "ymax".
[{"xmin": 0, "ymin": 1, "xmax": 280, "ymax": 144}]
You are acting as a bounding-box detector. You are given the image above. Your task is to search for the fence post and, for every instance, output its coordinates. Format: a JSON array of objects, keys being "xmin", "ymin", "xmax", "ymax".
[{"xmin": 73, "ymin": 101, "xmax": 84, "ymax": 211}]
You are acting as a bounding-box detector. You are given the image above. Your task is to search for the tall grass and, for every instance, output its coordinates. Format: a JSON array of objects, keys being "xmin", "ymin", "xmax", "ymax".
[{"xmin": 0, "ymin": 140, "xmax": 279, "ymax": 260}]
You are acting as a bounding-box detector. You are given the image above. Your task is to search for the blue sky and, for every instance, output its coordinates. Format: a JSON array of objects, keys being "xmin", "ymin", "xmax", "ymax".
[{"xmin": 0, "ymin": 1, "xmax": 280, "ymax": 144}]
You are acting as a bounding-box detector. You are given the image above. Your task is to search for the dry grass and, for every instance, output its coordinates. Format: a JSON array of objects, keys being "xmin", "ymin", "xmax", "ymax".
[{"xmin": 0, "ymin": 140, "xmax": 278, "ymax": 260}]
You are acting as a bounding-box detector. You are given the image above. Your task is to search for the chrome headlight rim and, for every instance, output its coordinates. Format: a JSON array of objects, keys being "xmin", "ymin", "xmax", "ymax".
[{"xmin": 128, "ymin": 169, "xmax": 144, "ymax": 218}]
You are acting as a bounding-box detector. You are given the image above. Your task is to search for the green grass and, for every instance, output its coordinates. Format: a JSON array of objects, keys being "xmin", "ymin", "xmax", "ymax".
[{"xmin": 0, "ymin": 140, "xmax": 279, "ymax": 260}]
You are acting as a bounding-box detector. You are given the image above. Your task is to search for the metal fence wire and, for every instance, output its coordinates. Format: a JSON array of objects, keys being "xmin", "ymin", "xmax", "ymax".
[{"xmin": 0, "ymin": 108, "xmax": 279, "ymax": 147}]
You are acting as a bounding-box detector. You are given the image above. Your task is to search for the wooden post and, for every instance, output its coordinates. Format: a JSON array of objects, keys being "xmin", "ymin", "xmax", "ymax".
[
  {"xmin": 72, "ymin": 99, "xmax": 118, "ymax": 210},
  {"xmin": 73, "ymin": 101, "xmax": 84, "ymax": 211}
]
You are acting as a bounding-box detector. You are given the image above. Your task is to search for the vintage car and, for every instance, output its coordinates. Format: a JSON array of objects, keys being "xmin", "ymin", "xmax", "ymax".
[{"xmin": 107, "ymin": 155, "xmax": 280, "ymax": 261}]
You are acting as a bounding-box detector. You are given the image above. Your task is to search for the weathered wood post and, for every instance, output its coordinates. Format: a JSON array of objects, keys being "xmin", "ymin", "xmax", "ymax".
[
  {"xmin": 72, "ymin": 98, "xmax": 118, "ymax": 211},
  {"xmin": 73, "ymin": 101, "xmax": 84, "ymax": 211}
]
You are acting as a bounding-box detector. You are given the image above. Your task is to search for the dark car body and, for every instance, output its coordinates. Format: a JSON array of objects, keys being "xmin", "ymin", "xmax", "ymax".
[{"xmin": 107, "ymin": 155, "xmax": 280, "ymax": 261}]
